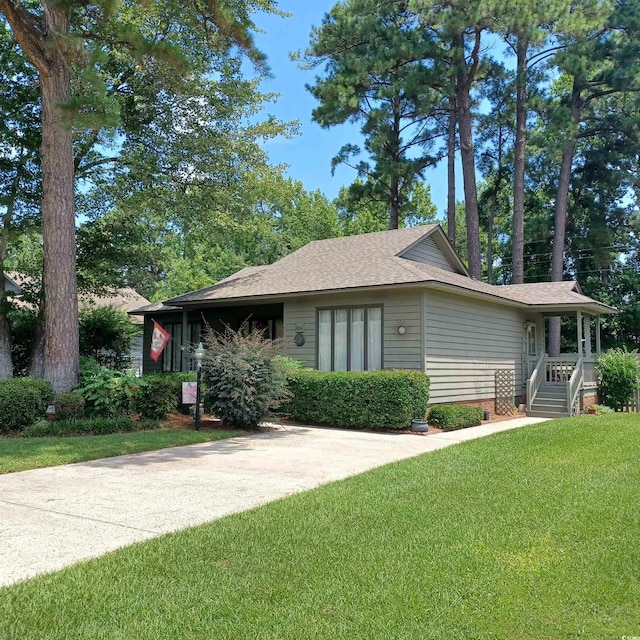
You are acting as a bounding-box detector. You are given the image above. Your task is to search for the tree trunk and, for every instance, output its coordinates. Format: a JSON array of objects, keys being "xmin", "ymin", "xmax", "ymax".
[
  {"xmin": 511, "ymin": 33, "xmax": 528, "ymax": 285},
  {"xmin": 40, "ymin": 34, "xmax": 79, "ymax": 392},
  {"xmin": 389, "ymin": 93, "xmax": 401, "ymax": 230},
  {"xmin": 29, "ymin": 315, "xmax": 45, "ymax": 379},
  {"xmin": 549, "ymin": 79, "xmax": 582, "ymax": 357},
  {"xmin": 447, "ymin": 95, "xmax": 456, "ymax": 248},
  {"xmin": 455, "ymin": 29, "xmax": 482, "ymax": 280},
  {"xmin": 457, "ymin": 84, "xmax": 482, "ymax": 279},
  {"xmin": 389, "ymin": 177, "xmax": 400, "ymax": 230}
]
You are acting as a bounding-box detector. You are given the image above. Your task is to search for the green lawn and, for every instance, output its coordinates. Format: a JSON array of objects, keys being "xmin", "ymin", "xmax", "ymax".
[
  {"xmin": 1, "ymin": 414, "xmax": 639, "ymax": 639},
  {"xmin": 0, "ymin": 428, "xmax": 241, "ymax": 474}
]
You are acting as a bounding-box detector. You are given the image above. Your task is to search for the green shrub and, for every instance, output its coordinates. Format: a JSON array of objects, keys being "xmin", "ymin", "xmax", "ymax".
[
  {"xmin": 202, "ymin": 328, "xmax": 290, "ymax": 429},
  {"xmin": 135, "ymin": 373, "xmax": 196, "ymax": 420},
  {"xmin": 592, "ymin": 404, "xmax": 615, "ymax": 415},
  {"xmin": 596, "ymin": 348, "xmax": 639, "ymax": 411},
  {"xmin": 22, "ymin": 417, "xmax": 160, "ymax": 438},
  {"xmin": 76, "ymin": 357, "xmax": 139, "ymax": 417},
  {"xmin": 0, "ymin": 377, "xmax": 53, "ymax": 433},
  {"xmin": 427, "ymin": 405, "xmax": 483, "ymax": 430},
  {"xmin": 79, "ymin": 305, "xmax": 139, "ymax": 371},
  {"xmin": 54, "ymin": 391, "xmax": 85, "ymax": 420},
  {"xmin": 283, "ymin": 369, "xmax": 430, "ymax": 430}
]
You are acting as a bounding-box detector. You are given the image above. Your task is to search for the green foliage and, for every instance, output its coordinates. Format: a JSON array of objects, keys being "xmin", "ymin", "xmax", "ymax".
[
  {"xmin": 54, "ymin": 391, "xmax": 85, "ymax": 420},
  {"xmin": 302, "ymin": 0, "xmax": 444, "ymax": 228},
  {"xmin": 427, "ymin": 405, "xmax": 484, "ymax": 430},
  {"xmin": 284, "ymin": 369, "xmax": 430, "ymax": 430},
  {"xmin": 588, "ymin": 404, "xmax": 615, "ymax": 415},
  {"xmin": 79, "ymin": 306, "xmax": 139, "ymax": 371},
  {"xmin": 202, "ymin": 327, "xmax": 289, "ymax": 429},
  {"xmin": 8, "ymin": 308, "xmax": 40, "ymax": 377},
  {"xmin": 0, "ymin": 376, "xmax": 52, "ymax": 433},
  {"xmin": 22, "ymin": 417, "xmax": 159, "ymax": 438},
  {"xmin": 134, "ymin": 373, "xmax": 196, "ymax": 420},
  {"xmin": 76, "ymin": 357, "xmax": 140, "ymax": 417},
  {"xmin": 596, "ymin": 348, "xmax": 640, "ymax": 411}
]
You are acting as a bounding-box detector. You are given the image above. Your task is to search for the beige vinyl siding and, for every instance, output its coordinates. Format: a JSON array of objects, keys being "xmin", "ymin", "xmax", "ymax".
[
  {"xmin": 284, "ymin": 289, "xmax": 423, "ymax": 370},
  {"xmin": 424, "ymin": 291, "xmax": 527, "ymax": 403},
  {"xmin": 401, "ymin": 236, "xmax": 456, "ymax": 272}
]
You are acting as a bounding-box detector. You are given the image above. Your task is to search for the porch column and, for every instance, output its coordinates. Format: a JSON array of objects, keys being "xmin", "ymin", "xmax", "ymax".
[
  {"xmin": 595, "ymin": 316, "xmax": 602, "ymax": 356},
  {"xmin": 576, "ymin": 310, "xmax": 583, "ymax": 357},
  {"xmin": 583, "ymin": 314, "xmax": 592, "ymax": 357},
  {"xmin": 181, "ymin": 308, "xmax": 188, "ymax": 372}
]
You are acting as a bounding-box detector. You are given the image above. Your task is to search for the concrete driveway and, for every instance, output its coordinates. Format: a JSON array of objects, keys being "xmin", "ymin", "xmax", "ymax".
[{"xmin": 0, "ymin": 417, "xmax": 547, "ymax": 587}]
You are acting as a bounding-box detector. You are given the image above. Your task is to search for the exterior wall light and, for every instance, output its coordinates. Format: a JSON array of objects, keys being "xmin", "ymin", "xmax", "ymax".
[{"xmin": 397, "ymin": 326, "xmax": 406, "ymax": 335}]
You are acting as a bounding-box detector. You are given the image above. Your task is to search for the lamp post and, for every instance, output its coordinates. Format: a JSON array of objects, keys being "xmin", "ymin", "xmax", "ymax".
[{"xmin": 194, "ymin": 341, "xmax": 205, "ymax": 431}]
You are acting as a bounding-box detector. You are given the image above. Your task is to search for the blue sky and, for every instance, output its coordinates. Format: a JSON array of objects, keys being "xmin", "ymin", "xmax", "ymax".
[{"xmin": 250, "ymin": 0, "xmax": 459, "ymax": 219}]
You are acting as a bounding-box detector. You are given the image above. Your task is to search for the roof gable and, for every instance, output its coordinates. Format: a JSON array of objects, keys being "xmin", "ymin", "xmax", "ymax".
[{"xmin": 397, "ymin": 226, "xmax": 469, "ymax": 275}]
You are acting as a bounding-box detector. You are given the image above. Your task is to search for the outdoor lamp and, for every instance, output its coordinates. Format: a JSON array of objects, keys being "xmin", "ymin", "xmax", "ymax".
[
  {"xmin": 397, "ymin": 326, "xmax": 406, "ymax": 335},
  {"xmin": 194, "ymin": 342, "xmax": 205, "ymax": 368},
  {"xmin": 194, "ymin": 342, "xmax": 205, "ymax": 431}
]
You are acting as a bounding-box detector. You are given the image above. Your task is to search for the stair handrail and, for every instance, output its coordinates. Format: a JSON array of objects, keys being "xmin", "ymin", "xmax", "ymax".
[
  {"xmin": 527, "ymin": 352, "xmax": 546, "ymax": 413},
  {"xmin": 567, "ymin": 356, "xmax": 584, "ymax": 416}
]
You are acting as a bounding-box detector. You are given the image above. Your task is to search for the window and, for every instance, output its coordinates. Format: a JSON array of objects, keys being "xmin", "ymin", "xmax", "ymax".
[
  {"xmin": 317, "ymin": 306, "xmax": 383, "ymax": 371},
  {"xmin": 240, "ymin": 318, "xmax": 284, "ymax": 340},
  {"xmin": 161, "ymin": 322, "xmax": 201, "ymax": 372},
  {"xmin": 526, "ymin": 323, "xmax": 537, "ymax": 357}
]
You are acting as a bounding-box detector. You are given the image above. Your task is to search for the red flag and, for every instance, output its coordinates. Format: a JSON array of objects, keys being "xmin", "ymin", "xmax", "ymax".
[{"xmin": 150, "ymin": 320, "xmax": 171, "ymax": 362}]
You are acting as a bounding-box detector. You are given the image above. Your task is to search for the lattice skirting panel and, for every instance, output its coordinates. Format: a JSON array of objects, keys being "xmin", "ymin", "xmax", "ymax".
[{"xmin": 495, "ymin": 369, "xmax": 515, "ymax": 415}]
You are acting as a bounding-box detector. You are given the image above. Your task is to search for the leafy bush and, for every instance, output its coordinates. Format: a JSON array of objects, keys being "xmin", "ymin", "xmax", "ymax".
[
  {"xmin": 584, "ymin": 404, "xmax": 615, "ymax": 415},
  {"xmin": 202, "ymin": 328, "xmax": 290, "ymax": 429},
  {"xmin": 54, "ymin": 391, "xmax": 85, "ymax": 420},
  {"xmin": 79, "ymin": 305, "xmax": 139, "ymax": 371},
  {"xmin": 284, "ymin": 370, "xmax": 430, "ymax": 430},
  {"xmin": 427, "ymin": 405, "xmax": 483, "ymax": 430},
  {"xmin": 134, "ymin": 373, "xmax": 196, "ymax": 420},
  {"xmin": 76, "ymin": 357, "xmax": 139, "ymax": 417},
  {"xmin": 0, "ymin": 377, "xmax": 53, "ymax": 433},
  {"xmin": 22, "ymin": 417, "xmax": 159, "ymax": 438},
  {"xmin": 596, "ymin": 348, "xmax": 639, "ymax": 411},
  {"xmin": 8, "ymin": 308, "xmax": 41, "ymax": 377}
]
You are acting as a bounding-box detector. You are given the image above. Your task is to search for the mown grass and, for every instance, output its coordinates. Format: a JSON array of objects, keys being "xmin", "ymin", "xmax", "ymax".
[
  {"xmin": 1, "ymin": 414, "xmax": 639, "ymax": 639},
  {"xmin": 0, "ymin": 428, "xmax": 242, "ymax": 474}
]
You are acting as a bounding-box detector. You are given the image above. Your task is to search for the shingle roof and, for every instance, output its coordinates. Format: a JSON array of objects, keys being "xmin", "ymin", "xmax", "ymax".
[
  {"xmin": 166, "ymin": 226, "xmax": 439, "ymax": 304},
  {"xmin": 163, "ymin": 225, "xmax": 616, "ymax": 314},
  {"xmin": 128, "ymin": 301, "xmax": 181, "ymax": 315}
]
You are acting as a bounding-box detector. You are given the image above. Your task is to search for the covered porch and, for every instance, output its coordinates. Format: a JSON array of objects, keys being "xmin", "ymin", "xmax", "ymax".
[{"xmin": 526, "ymin": 310, "xmax": 607, "ymax": 418}]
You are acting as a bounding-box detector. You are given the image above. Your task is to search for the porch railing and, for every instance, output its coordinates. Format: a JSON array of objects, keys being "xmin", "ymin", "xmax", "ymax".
[
  {"xmin": 526, "ymin": 351, "xmax": 546, "ymax": 413},
  {"xmin": 545, "ymin": 356, "xmax": 578, "ymax": 383},
  {"xmin": 567, "ymin": 356, "xmax": 584, "ymax": 416}
]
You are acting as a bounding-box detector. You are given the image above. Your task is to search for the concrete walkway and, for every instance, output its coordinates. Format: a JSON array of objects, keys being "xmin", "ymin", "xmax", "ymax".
[{"xmin": 0, "ymin": 416, "xmax": 547, "ymax": 587}]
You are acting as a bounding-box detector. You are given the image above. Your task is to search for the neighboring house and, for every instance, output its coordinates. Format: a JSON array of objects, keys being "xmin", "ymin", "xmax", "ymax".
[
  {"xmin": 5, "ymin": 273, "xmax": 150, "ymax": 375},
  {"xmin": 130, "ymin": 225, "xmax": 616, "ymax": 417}
]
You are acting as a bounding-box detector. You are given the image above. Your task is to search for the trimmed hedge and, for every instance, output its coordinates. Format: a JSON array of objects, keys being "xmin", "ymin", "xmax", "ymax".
[
  {"xmin": 284, "ymin": 369, "xmax": 430, "ymax": 430},
  {"xmin": 427, "ymin": 405, "xmax": 483, "ymax": 430},
  {"xmin": 54, "ymin": 391, "xmax": 85, "ymax": 420},
  {"xmin": 22, "ymin": 417, "xmax": 160, "ymax": 438},
  {"xmin": 0, "ymin": 377, "xmax": 53, "ymax": 433}
]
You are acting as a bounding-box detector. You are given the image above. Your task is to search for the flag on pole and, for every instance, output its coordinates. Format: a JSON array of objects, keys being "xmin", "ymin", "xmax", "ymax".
[{"xmin": 150, "ymin": 320, "xmax": 171, "ymax": 361}]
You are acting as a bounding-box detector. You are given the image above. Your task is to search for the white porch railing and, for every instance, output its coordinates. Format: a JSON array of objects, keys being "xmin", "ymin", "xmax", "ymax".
[
  {"xmin": 545, "ymin": 356, "xmax": 578, "ymax": 383},
  {"xmin": 567, "ymin": 356, "xmax": 584, "ymax": 416},
  {"xmin": 526, "ymin": 352, "xmax": 546, "ymax": 413}
]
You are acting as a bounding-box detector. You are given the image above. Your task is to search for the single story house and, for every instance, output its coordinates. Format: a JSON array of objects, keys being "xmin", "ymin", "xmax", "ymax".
[{"xmin": 130, "ymin": 225, "xmax": 616, "ymax": 418}]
